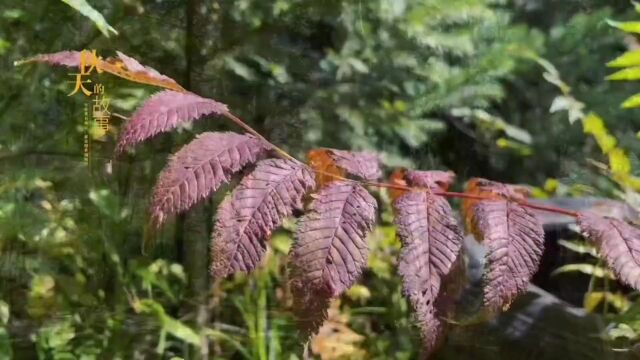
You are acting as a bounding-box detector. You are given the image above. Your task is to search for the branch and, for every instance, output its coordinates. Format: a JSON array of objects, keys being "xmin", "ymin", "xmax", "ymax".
[{"xmin": 217, "ymin": 116, "xmax": 579, "ymax": 218}]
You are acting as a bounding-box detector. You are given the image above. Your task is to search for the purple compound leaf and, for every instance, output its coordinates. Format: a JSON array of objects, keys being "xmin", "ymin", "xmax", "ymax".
[
  {"xmin": 289, "ymin": 180, "xmax": 377, "ymax": 336},
  {"xmin": 149, "ymin": 132, "xmax": 271, "ymax": 226},
  {"xmin": 393, "ymin": 190, "xmax": 463, "ymax": 355},
  {"xmin": 116, "ymin": 90, "xmax": 228, "ymax": 152},
  {"xmin": 577, "ymin": 212, "xmax": 640, "ymax": 289},
  {"xmin": 211, "ymin": 159, "xmax": 315, "ymax": 277}
]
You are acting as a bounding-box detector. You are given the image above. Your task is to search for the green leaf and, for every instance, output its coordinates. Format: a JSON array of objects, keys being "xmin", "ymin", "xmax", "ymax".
[
  {"xmin": 346, "ymin": 284, "xmax": 372, "ymax": 302},
  {"xmin": 607, "ymin": 19, "xmax": 640, "ymax": 34},
  {"xmin": 136, "ymin": 299, "xmax": 201, "ymax": 347},
  {"xmin": 89, "ymin": 189, "xmax": 129, "ymax": 220},
  {"xmin": 204, "ymin": 329, "xmax": 251, "ymax": 359},
  {"xmin": 607, "ymin": 50, "xmax": 640, "ymax": 68},
  {"xmin": 621, "ymin": 93, "xmax": 640, "ymax": 108},
  {"xmin": 583, "ymin": 291, "xmax": 630, "ymax": 313},
  {"xmin": 393, "ymin": 118, "xmax": 444, "ymax": 147},
  {"xmin": 0, "ymin": 327, "xmax": 11, "ymax": 360},
  {"xmin": 582, "ymin": 113, "xmax": 617, "ymax": 153},
  {"xmin": 551, "ymin": 263, "xmax": 615, "ymax": 279},
  {"xmin": 0, "ymin": 301, "xmax": 8, "ymax": 325},
  {"xmin": 61, "ymin": 0, "xmax": 118, "ymax": 38},
  {"xmin": 163, "ymin": 317, "xmax": 201, "ymax": 346},
  {"xmin": 557, "ymin": 240, "xmax": 598, "ymax": 257},
  {"xmin": 607, "ymin": 66, "xmax": 640, "ymax": 81},
  {"xmin": 608, "ymin": 148, "xmax": 631, "ymax": 176},
  {"xmin": 224, "ymin": 57, "xmax": 257, "ymax": 81}
]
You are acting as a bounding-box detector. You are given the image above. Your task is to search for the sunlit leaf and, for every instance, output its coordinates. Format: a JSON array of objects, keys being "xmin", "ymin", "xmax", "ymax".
[
  {"xmin": 584, "ymin": 291, "xmax": 630, "ymax": 313},
  {"xmin": 608, "ymin": 148, "xmax": 631, "ymax": 176},
  {"xmin": 621, "ymin": 93, "xmax": 640, "ymax": 108},
  {"xmin": 607, "ymin": 19, "xmax": 640, "ymax": 34},
  {"xmin": 134, "ymin": 299, "xmax": 201, "ymax": 347},
  {"xmin": 607, "ymin": 50, "xmax": 640, "ymax": 68},
  {"xmin": 607, "ymin": 66, "xmax": 640, "ymax": 81},
  {"xmin": 582, "ymin": 113, "xmax": 617, "ymax": 153},
  {"xmin": 61, "ymin": 0, "xmax": 118, "ymax": 38},
  {"xmin": 557, "ymin": 240, "xmax": 598, "ymax": 257},
  {"xmin": 551, "ymin": 263, "xmax": 615, "ymax": 279}
]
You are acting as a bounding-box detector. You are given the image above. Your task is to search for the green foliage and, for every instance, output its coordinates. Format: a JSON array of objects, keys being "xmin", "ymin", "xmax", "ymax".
[
  {"xmin": 60, "ymin": 0, "xmax": 118, "ymax": 38},
  {"xmin": 2, "ymin": 0, "xmax": 640, "ymax": 358}
]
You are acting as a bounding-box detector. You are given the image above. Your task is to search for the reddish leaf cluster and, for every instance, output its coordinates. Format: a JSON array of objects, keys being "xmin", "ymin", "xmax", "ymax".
[{"xmin": 23, "ymin": 50, "xmax": 640, "ymax": 358}]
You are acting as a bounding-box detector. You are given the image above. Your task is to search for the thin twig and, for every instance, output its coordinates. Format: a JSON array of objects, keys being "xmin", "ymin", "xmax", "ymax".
[
  {"xmin": 219, "ymin": 109, "xmax": 580, "ymax": 218},
  {"xmin": 222, "ymin": 111, "xmax": 296, "ymax": 162}
]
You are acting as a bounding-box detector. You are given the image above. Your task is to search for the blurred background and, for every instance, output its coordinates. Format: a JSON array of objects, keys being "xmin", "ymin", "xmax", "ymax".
[{"xmin": 1, "ymin": 0, "xmax": 640, "ymax": 358}]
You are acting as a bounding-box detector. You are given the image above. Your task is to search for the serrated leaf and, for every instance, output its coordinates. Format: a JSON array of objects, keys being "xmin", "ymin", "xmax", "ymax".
[
  {"xmin": 117, "ymin": 90, "xmax": 228, "ymax": 152},
  {"xmin": 475, "ymin": 200, "xmax": 545, "ymax": 312},
  {"xmin": 150, "ymin": 132, "xmax": 270, "ymax": 226},
  {"xmin": 289, "ymin": 181, "xmax": 377, "ymax": 336},
  {"xmin": 211, "ymin": 159, "xmax": 315, "ymax": 277},
  {"xmin": 17, "ymin": 50, "xmax": 185, "ymax": 92},
  {"xmin": 463, "ymin": 179, "xmax": 544, "ymax": 312},
  {"xmin": 290, "ymin": 287, "xmax": 331, "ymax": 339},
  {"xmin": 461, "ymin": 178, "xmax": 529, "ymax": 237},
  {"xmin": 61, "ymin": 0, "xmax": 118, "ymax": 38},
  {"xmin": 393, "ymin": 190, "xmax": 463, "ymax": 354},
  {"xmin": 291, "ymin": 181, "xmax": 377, "ymax": 295},
  {"xmin": 577, "ymin": 212, "xmax": 640, "ymax": 290}
]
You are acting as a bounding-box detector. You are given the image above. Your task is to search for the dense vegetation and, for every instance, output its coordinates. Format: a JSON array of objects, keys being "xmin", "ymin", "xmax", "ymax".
[{"xmin": 1, "ymin": 0, "xmax": 640, "ymax": 358}]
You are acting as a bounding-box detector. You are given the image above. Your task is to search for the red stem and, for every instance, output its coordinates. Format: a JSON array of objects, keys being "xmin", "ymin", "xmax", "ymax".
[
  {"xmin": 513, "ymin": 201, "xmax": 578, "ymax": 217},
  {"xmin": 222, "ymin": 110, "xmax": 579, "ymax": 218}
]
